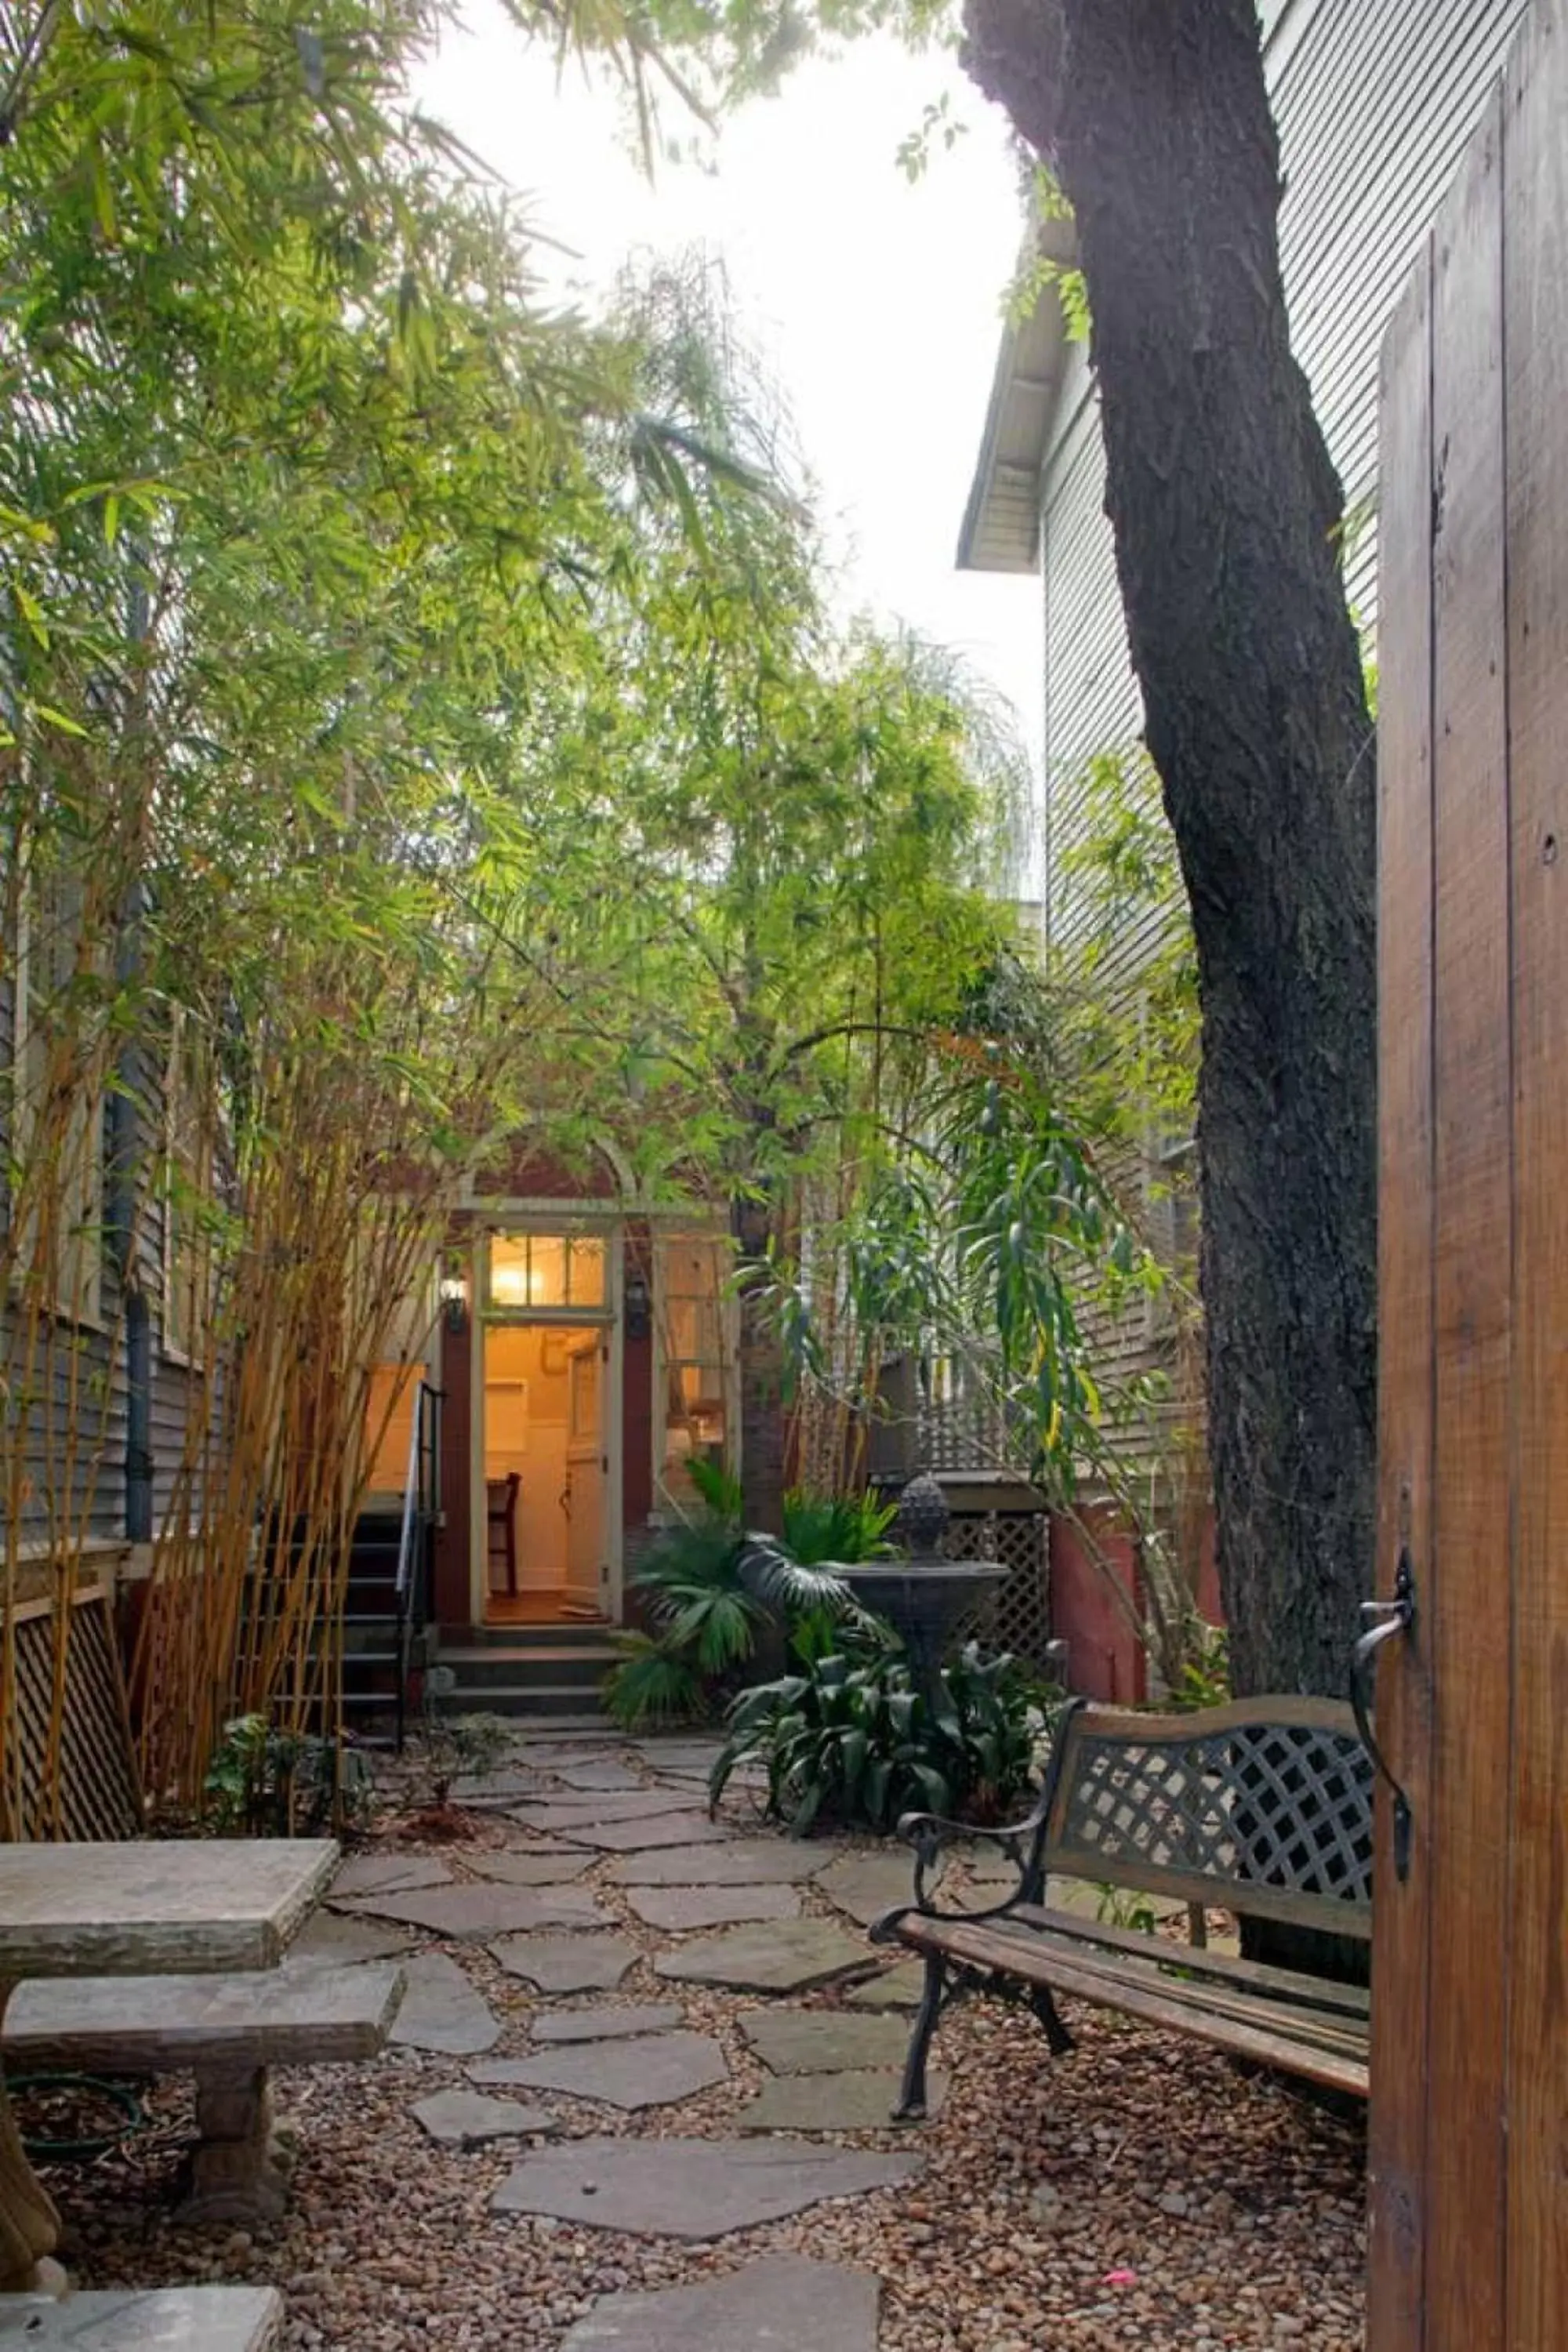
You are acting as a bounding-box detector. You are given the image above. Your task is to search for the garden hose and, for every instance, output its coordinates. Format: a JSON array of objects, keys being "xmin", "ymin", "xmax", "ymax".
[{"xmin": 10, "ymin": 2071, "xmax": 147, "ymax": 2162}]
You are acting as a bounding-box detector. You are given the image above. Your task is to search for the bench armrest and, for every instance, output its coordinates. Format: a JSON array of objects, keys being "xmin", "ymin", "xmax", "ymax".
[
  {"xmin": 866, "ymin": 1795, "xmax": 1051, "ymax": 1941},
  {"xmin": 867, "ymin": 1697, "xmax": 1086, "ymax": 1944}
]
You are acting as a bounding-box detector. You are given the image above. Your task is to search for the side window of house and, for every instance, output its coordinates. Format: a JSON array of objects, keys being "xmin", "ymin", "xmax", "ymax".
[
  {"xmin": 654, "ymin": 1233, "xmax": 735, "ymax": 1513},
  {"xmin": 11, "ymin": 866, "xmax": 105, "ymax": 1323}
]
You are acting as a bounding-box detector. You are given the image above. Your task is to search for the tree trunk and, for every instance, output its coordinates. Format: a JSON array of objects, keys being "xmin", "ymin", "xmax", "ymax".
[{"xmin": 960, "ymin": 0, "xmax": 1377, "ymax": 1697}]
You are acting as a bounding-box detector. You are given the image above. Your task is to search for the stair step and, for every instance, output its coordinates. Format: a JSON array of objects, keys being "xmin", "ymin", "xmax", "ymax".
[
  {"xmin": 439, "ymin": 1683, "xmax": 614, "ymax": 1720},
  {"xmin": 450, "ymin": 1621, "xmax": 615, "ymax": 1648},
  {"xmin": 435, "ymin": 1650, "xmax": 613, "ymax": 1693}
]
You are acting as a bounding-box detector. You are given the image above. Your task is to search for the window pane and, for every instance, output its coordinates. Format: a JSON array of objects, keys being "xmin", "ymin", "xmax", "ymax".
[
  {"xmin": 566, "ymin": 1236, "xmax": 604, "ymax": 1306},
  {"xmin": 490, "ymin": 1236, "xmax": 531, "ymax": 1308},
  {"xmin": 655, "ymin": 1232, "xmax": 732, "ymax": 1508},
  {"xmin": 489, "ymin": 1232, "xmax": 604, "ymax": 1311}
]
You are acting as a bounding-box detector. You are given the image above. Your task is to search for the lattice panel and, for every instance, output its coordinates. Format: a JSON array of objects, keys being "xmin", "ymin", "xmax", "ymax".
[
  {"xmin": 6, "ymin": 1591, "xmax": 143, "ymax": 1840},
  {"xmin": 1058, "ymin": 1719, "xmax": 1374, "ymax": 1911},
  {"xmin": 949, "ymin": 1510, "xmax": 1051, "ymax": 1670}
]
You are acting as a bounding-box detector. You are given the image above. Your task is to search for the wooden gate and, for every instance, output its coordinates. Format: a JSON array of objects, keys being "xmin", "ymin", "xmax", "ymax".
[{"xmin": 1371, "ymin": 1, "xmax": 1568, "ymax": 2344}]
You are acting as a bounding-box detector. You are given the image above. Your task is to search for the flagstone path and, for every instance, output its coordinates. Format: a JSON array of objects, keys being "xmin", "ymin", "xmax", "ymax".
[
  {"xmin": 314, "ymin": 1725, "xmax": 953, "ymax": 2347},
  {"xmin": 50, "ymin": 1720, "xmax": 1370, "ymax": 2352}
]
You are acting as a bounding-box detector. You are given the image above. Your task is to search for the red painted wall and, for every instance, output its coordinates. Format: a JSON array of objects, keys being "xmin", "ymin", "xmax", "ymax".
[
  {"xmin": 1048, "ymin": 1508, "xmax": 1148, "ymax": 1704},
  {"xmin": 1047, "ymin": 1505, "xmax": 1225, "ymax": 1703},
  {"xmin": 433, "ymin": 1311, "xmax": 472, "ymax": 1629}
]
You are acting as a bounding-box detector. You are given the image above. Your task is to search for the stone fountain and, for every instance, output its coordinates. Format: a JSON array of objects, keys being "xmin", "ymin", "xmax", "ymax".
[{"xmin": 834, "ymin": 1472, "xmax": 1009, "ymax": 1697}]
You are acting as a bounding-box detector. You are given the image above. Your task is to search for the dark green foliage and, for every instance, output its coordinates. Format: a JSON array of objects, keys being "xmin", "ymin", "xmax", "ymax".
[
  {"xmin": 708, "ymin": 1640, "xmax": 1057, "ymax": 1835},
  {"xmin": 601, "ymin": 1479, "xmax": 887, "ymax": 1730},
  {"xmin": 777, "ymin": 1487, "xmax": 898, "ymax": 1566},
  {"xmin": 204, "ymin": 1713, "xmax": 374, "ymax": 1835}
]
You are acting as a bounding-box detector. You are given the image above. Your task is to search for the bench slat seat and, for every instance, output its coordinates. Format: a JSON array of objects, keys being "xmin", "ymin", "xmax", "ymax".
[
  {"xmin": 872, "ymin": 1695, "xmax": 1375, "ymax": 2118},
  {"xmin": 1007, "ymin": 1904, "xmax": 1372, "ymax": 2018},
  {"xmin": 895, "ymin": 1909, "xmax": 1370, "ymax": 2098}
]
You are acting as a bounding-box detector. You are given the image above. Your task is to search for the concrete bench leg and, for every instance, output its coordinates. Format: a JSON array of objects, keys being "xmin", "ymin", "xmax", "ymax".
[{"xmin": 178, "ymin": 2065, "xmax": 292, "ymax": 2226}]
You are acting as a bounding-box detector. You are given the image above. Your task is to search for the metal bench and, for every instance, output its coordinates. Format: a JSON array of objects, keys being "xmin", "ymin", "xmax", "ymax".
[
  {"xmin": 3, "ymin": 1962, "xmax": 404, "ymax": 2223},
  {"xmin": 871, "ymin": 1695, "xmax": 1374, "ymax": 2115},
  {"xmin": 0, "ymin": 2286, "xmax": 281, "ymax": 2347}
]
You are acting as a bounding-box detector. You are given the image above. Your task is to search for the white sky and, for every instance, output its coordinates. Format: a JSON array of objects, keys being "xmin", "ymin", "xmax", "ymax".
[{"xmin": 416, "ymin": 9, "xmax": 1043, "ymax": 780}]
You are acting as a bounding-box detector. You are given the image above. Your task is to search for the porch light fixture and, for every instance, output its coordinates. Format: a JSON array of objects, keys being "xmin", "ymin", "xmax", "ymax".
[
  {"xmin": 623, "ymin": 1265, "xmax": 652, "ymax": 1341},
  {"xmin": 440, "ymin": 1269, "xmax": 470, "ymax": 1334}
]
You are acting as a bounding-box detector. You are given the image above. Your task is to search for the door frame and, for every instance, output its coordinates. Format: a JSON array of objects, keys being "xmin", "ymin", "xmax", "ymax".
[{"xmin": 467, "ymin": 1210, "xmax": 624, "ymax": 1624}]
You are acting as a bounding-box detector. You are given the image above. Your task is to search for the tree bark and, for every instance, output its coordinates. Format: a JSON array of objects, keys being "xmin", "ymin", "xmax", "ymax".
[{"xmin": 961, "ymin": 0, "xmax": 1377, "ymax": 1697}]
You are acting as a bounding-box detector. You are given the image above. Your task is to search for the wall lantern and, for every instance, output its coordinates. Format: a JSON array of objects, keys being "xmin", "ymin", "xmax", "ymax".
[
  {"xmin": 623, "ymin": 1265, "xmax": 652, "ymax": 1341},
  {"xmin": 440, "ymin": 1265, "xmax": 470, "ymax": 1334}
]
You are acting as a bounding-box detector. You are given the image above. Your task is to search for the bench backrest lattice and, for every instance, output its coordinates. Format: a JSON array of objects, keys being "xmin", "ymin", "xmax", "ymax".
[{"xmin": 1037, "ymin": 1696, "xmax": 1373, "ymax": 1940}]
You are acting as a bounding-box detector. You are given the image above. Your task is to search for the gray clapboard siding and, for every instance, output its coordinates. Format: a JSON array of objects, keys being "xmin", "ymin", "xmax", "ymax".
[
  {"xmin": 1011, "ymin": 0, "xmax": 1528, "ymax": 1458},
  {"xmin": 1036, "ymin": 0, "xmax": 1529, "ymax": 950}
]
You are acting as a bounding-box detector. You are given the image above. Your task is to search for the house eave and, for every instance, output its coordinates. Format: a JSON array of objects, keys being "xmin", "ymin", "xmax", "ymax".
[{"xmin": 956, "ymin": 222, "xmax": 1076, "ymax": 575}]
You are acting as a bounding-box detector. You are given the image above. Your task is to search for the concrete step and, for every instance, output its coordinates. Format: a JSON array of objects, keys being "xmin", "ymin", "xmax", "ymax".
[
  {"xmin": 437, "ymin": 1644, "xmax": 615, "ymax": 1693},
  {"xmin": 449, "ymin": 1618, "xmax": 613, "ymax": 1648},
  {"xmin": 442, "ymin": 1682, "xmax": 613, "ymax": 1721}
]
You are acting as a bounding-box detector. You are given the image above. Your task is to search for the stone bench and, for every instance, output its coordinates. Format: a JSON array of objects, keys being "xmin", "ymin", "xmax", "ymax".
[
  {"xmin": 4, "ymin": 1962, "xmax": 403, "ymax": 2224},
  {"xmin": 0, "ymin": 2285, "xmax": 281, "ymax": 2347},
  {"xmin": 873, "ymin": 1696, "xmax": 1374, "ymax": 2115}
]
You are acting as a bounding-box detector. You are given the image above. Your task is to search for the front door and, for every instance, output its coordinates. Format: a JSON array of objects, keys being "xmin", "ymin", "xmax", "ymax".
[
  {"xmin": 564, "ymin": 1334, "xmax": 608, "ymax": 1612},
  {"xmin": 474, "ymin": 1226, "xmax": 618, "ymax": 1624}
]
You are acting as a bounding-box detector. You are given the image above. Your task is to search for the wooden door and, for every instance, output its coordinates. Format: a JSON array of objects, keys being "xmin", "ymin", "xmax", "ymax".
[
  {"xmin": 1370, "ymin": 4, "xmax": 1568, "ymax": 2345},
  {"xmin": 564, "ymin": 1336, "xmax": 607, "ymax": 1609}
]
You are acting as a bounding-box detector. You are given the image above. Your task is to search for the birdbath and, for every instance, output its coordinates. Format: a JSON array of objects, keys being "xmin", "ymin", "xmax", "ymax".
[{"xmin": 835, "ymin": 1472, "xmax": 1009, "ymax": 1700}]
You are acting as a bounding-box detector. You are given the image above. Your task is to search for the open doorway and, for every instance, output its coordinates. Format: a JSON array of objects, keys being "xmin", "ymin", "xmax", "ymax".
[{"xmin": 477, "ymin": 1226, "xmax": 614, "ymax": 1624}]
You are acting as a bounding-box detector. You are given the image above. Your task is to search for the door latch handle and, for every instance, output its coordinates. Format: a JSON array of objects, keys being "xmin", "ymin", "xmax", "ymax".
[{"xmin": 1351, "ymin": 1546, "xmax": 1417, "ymax": 1881}]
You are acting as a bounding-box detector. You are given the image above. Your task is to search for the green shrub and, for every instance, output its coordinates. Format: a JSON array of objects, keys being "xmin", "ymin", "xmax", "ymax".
[
  {"xmin": 708, "ymin": 1640, "xmax": 1058, "ymax": 1835},
  {"xmin": 602, "ymin": 1475, "xmax": 893, "ymax": 1732},
  {"xmin": 204, "ymin": 1713, "xmax": 375, "ymax": 1835}
]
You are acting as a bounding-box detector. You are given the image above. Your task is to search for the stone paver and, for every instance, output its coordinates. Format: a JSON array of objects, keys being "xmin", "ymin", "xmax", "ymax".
[
  {"xmin": 387, "ymin": 1951, "xmax": 500, "ymax": 2056},
  {"xmin": 813, "ymin": 1852, "xmax": 917, "ymax": 1928},
  {"xmin": 560, "ymin": 2254, "xmax": 879, "ymax": 2352},
  {"xmin": 289, "ymin": 1911, "xmax": 416, "ymax": 1968},
  {"xmin": 628, "ymin": 1741, "xmax": 725, "ymax": 1776},
  {"xmin": 490, "ymin": 1932, "xmax": 639, "ymax": 1993},
  {"xmin": 844, "ymin": 1962, "xmax": 924, "ymax": 2010},
  {"xmin": 737, "ymin": 2067, "xmax": 942, "ymax": 2131},
  {"xmin": 655, "ymin": 1919, "xmax": 875, "ymax": 1995},
  {"xmin": 551, "ymin": 1760, "xmax": 647, "ymax": 1792},
  {"xmin": 565, "ymin": 1813, "xmax": 730, "ymax": 1853},
  {"xmin": 606, "ymin": 1838, "xmax": 823, "ymax": 1887},
  {"xmin": 741, "ymin": 2007, "xmax": 913, "ymax": 2074},
  {"xmin": 510, "ymin": 1789, "xmax": 697, "ymax": 1832},
  {"xmin": 492, "ymin": 2135, "xmax": 920, "ymax": 2238},
  {"xmin": 336, "ymin": 1883, "xmax": 608, "ymax": 1936},
  {"xmin": 463, "ymin": 1849, "xmax": 593, "ymax": 1886},
  {"xmin": 332, "ymin": 1853, "xmax": 452, "ymax": 1897},
  {"xmin": 412, "ymin": 2088, "xmax": 558, "ymax": 2144},
  {"xmin": 623, "ymin": 1882, "xmax": 800, "ymax": 1932},
  {"xmin": 453, "ymin": 1767, "xmax": 563, "ymax": 1803},
  {"xmin": 476, "ymin": 2030, "xmax": 728, "ymax": 2111},
  {"xmin": 511, "ymin": 1740, "xmax": 622, "ymax": 1766},
  {"xmin": 530, "ymin": 2004, "xmax": 685, "ymax": 2043}
]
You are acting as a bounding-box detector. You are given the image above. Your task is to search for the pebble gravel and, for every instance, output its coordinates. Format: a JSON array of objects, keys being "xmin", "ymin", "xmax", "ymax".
[{"xmin": 38, "ymin": 1734, "xmax": 1368, "ymax": 2350}]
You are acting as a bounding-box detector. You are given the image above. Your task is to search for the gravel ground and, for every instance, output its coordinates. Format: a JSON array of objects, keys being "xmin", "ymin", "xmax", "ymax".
[{"xmin": 34, "ymin": 1744, "xmax": 1368, "ymax": 2350}]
